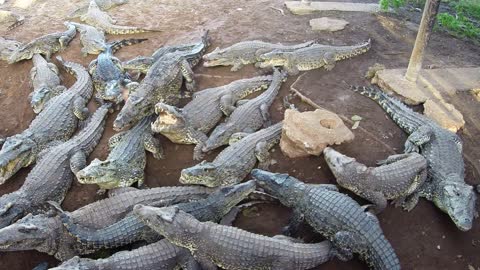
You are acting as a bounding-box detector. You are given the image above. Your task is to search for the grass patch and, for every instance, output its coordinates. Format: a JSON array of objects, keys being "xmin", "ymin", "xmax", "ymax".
[{"xmin": 437, "ymin": 13, "xmax": 480, "ymax": 39}]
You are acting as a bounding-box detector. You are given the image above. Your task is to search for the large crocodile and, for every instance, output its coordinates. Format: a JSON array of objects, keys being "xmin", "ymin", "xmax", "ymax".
[
  {"xmin": 113, "ymin": 31, "xmax": 209, "ymax": 131},
  {"xmin": 80, "ymin": 0, "xmax": 158, "ymax": 35},
  {"xmin": 323, "ymin": 147, "xmax": 427, "ymax": 213},
  {"xmin": 0, "ymin": 104, "xmax": 109, "ymax": 229},
  {"xmin": 152, "ymin": 75, "xmax": 273, "ymax": 160},
  {"xmin": 68, "ymin": 0, "xmax": 128, "ymax": 19},
  {"xmin": 69, "ymin": 22, "xmax": 107, "ymax": 56},
  {"xmin": 49, "ymin": 239, "xmax": 198, "ymax": 270},
  {"xmin": 8, "ymin": 22, "xmax": 76, "ymax": 63},
  {"xmin": 54, "ymin": 181, "xmax": 256, "ymax": 250},
  {"xmin": 134, "ymin": 205, "xmax": 334, "ymax": 270},
  {"xmin": 0, "ymin": 185, "xmax": 214, "ymax": 260},
  {"xmin": 202, "ymin": 40, "xmax": 316, "ymax": 71},
  {"xmin": 76, "ymin": 115, "xmax": 163, "ymax": 190},
  {"xmin": 0, "ymin": 56, "xmax": 92, "ymax": 185},
  {"xmin": 89, "ymin": 38, "xmax": 147, "ymax": 104},
  {"xmin": 29, "ymin": 54, "xmax": 67, "ymax": 113},
  {"xmin": 0, "ymin": 37, "xmax": 22, "ymax": 61},
  {"xmin": 202, "ymin": 69, "xmax": 285, "ymax": 152},
  {"xmin": 180, "ymin": 122, "xmax": 282, "ymax": 187},
  {"xmin": 257, "ymin": 39, "xmax": 371, "ymax": 75},
  {"xmin": 351, "ymin": 85, "xmax": 477, "ymax": 231},
  {"xmin": 252, "ymin": 169, "xmax": 401, "ymax": 270}
]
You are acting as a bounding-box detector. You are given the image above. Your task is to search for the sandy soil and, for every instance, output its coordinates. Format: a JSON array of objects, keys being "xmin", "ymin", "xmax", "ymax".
[{"xmin": 0, "ymin": 0, "xmax": 479, "ymax": 269}]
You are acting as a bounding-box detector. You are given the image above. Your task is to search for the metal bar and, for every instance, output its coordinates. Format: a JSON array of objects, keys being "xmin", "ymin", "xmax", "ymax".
[{"xmin": 405, "ymin": 0, "xmax": 441, "ymax": 82}]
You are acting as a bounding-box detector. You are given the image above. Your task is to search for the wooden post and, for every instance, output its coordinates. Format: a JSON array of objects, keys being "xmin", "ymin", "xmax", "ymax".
[{"xmin": 405, "ymin": 0, "xmax": 441, "ymax": 82}]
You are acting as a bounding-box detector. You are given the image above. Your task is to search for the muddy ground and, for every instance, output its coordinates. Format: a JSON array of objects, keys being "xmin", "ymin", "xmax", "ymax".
[{"xmin": 0, "ymin": 0, "xmax": 479, "ymax": 269}]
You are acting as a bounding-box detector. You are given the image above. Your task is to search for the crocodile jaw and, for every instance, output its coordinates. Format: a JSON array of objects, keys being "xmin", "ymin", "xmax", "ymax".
[
  {"xmin": 30, "ymin": 86, "xmax": 52, "ymax": 113},
  {"xmin": 179, "ymin": 163, "xmax": 221, "ymax": 187},
  {"xmin": 0, "ymin": 136, "xmax": 36, "ymax": 184}
]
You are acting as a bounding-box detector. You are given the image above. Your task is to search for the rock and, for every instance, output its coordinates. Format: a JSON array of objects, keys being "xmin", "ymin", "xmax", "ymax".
[
  {"xmin": 423, "ymin": 99, "xmax": 464, "ymax": 132},
  {"xmin": 309, "ymin": 17, "xmax": 348, "ymax": 32},
  {"xmin": 351, "ymin": 115, "xmax": 362, "ymax": 121},
  {"xmin": 280, "ymin": 109, "xmax": 354, "ymax": 158},
  {"xmin": 365, "ymin": 63, "xmax": 385, "ymax": 79},
  {"xmin": 14, "ymin": 0, "xmax": 36, "ymax": 9},
  {"xmin": 285, "ymin": 1, "xmax": 382, "ymax": 15},
  {"xmin": 0, "ymin": 37, "xmax": 21, "ymax": 61}
]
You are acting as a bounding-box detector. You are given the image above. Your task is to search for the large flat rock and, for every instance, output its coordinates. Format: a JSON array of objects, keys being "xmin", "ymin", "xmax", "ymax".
[
  {"xmin": 285, "ymin": 1, "xmax": 381, "ymax": 15},
  {"xmin": 310, "ymin": 17, "xmax": 349, "ymax": 32}
]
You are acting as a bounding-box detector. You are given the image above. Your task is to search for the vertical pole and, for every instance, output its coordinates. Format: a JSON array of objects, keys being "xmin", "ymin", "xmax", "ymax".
[{"xmin": 405, "ymin": 0, "xmax": 441, "ymax": 82}]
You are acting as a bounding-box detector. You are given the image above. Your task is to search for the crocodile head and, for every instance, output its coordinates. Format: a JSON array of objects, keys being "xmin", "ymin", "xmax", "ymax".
[
  {"xmin": 0, "ymin": 193, "xmax": 30, "ymax": 229},
  {"xmin": 323, "ymin": 147, "xmax": 364, "ymax": 186},
  {"xmin": 434, "ymin": 178, "xmax": 477, "ymax": 231},
  {"xmin": 202, "ymin": 47, "xmax": 236, "ymax": 67},
  {"xmin": 76, "ymin": 158, "xmax": 144, "ymax": 189},
  {"xmin": 8, "ymin": 46, "xmax": 34, "ymax": 64},
  {"xmin": 103, "ymin": 80, "xmax": 122, "ymax": 103},
  {"xmin": 0, "ymin": 213, "xmax": 60, "ymax": 254},
  {"xmin": 202, "ymin": 123, "xmax": 232, "ymax": 152},
  {"xmin": 50, "ymin": 256, "xmax": 96, "ymax": 270},
  {"xmin": 151, "ymin": 103, "xmax": 186, "ymax": 133},
  {"xmin": 251, "ymin": 169, "xmax": 303, "ymax": 207},
  {"xmin": 208, "ymin": 180, "xmax": 256, "ymax": 211},
  {"xmin": 257, "ymin": 50, "xmax": 289, "ymax": 69},
  {"xmin": 30, "ymin": 86, "xmax": 53, "ymax": 113},
  {"xmin": 0, "ymin": 134, "xmax": 36, "ymax": 184},
  {"xmin": 122, "ymin": 56, "xmax": 154, "ymax": 73},
  {"xmin": 114, "ymin": 94, "xmax": 149, "ymax": 131},
  {"xmin": 179, "ymin": 161, "xmax": 222, "ymax": 187},
  {"xmin": 133, "ymin": 205, "xmax": 201, "ymax": 245}
]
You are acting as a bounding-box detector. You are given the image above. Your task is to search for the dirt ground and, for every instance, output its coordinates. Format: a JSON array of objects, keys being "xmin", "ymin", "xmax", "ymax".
[{"xmin": 0, "ymin": 0, "xmax": 479, "ymax": 269}]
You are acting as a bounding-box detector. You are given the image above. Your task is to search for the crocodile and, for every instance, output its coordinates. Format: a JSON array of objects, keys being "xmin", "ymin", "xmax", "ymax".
[
  {"xmin": 323, "ymin": 147, "xmax": 427, "ymax": 213},
  {"xmin": 134, "ymin": 205, "xmax": 334, "ymax": 270},
  {"xmin": 0, "ymin": 37, "xmax": 22, "ymax": 61},
  {"xmin": 351, "ymin": 85, "xmax": 477, "ymax": 231},
  {"xmin": 180, "ymin": 122, "xmax": 282, "ymax": 187},
  {"xmin": 68, "ymin": 0, "xmax": 128, "ymax": 19},
  {"xmin": 8, "ymin": 22, "xmax": 76, "ymax": 63},
  {"xmin": 76, "ymin": 115, "xmax": 163, "ymax": 190},
  {"xmin": 152, "ymin": 75, "xmax": 273, "ymax": 160},
  {"xmin": 88, "ymin": 38, "xmax": 147, "ymax": 104},
  {"xmin": 257, "ymin": 39, "xmax": 371, "ymax": 75},
  {"xmin": 49, "ymin": 239, "xmax": 198, "ymax": 270},
  {"xmin": 0, "ymin": 104, "xmax": 109, "ymax": 229},
  {"xmin": 252, "ymin": 169, "xmax": 401, "ymax": 270},
  {"xmin": 0, "ymin": 56, "xmax": 92, "ymax": 185},
  {"xmin": 29, "ymin": 54, "xmax": 67, "ymax": 113},
  {"xmin": 113, "ymin": 31, "xmax": 209, "ymax": 131},
  {"xmin": 54, "ymin": 181, "xmax": 256, "ymax": 250},
  {"xmin": 202, "ymin": 40, "xmax": 317, "ymax": 71},
  {"xmin": 80, "ymin": 0, "xmax": 158, "ymax": 35},
  {"xmin": 0, "ymin": 185, "xmax": 214, "ymax": 260},
  {"xmin": 69, "ymin": 22, "xmax": 107, "ymax": 56},
  {"xmin": 202, "ymin": 69, "xmax": 285, "ymax": 152}
]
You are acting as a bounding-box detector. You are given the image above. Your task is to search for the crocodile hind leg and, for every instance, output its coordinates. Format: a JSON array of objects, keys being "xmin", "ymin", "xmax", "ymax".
[
  {"xmin": 260, "ymin": 103, "xmax": 271, "ymax": 127},
  {"xmin": 193, "ymin": 254, "xmax": 218, "ymax": 270},
  {"xmin": 228, "ymin": 132, "xmax": 250, "ymax": 145},
  {"xmin": 323, "ymin": 52, "xmax": 336, "ymax": 71},
  {"xmin": 282, "ymin": 209, "xmax": 304, "ymax": 236},
  {"xmin": 143, "ymin": 133, "xmax": 164, "ymax": 159},
  {"xmin": 192, "ymin": 130, "xmax": 209, "ymax": 161},
  {"xmin": 70, "ymin": 151, "xmax": 87, "ymax": 174},
  {"xmin": 219, "ymin": 93, "xmax": 236, "ymax": 116},
  {"xmin": 180, "ymin": 59, "xmax": 196, "ymax": 92},
  {"xmin": 361, "ymin": 191, "xmax": 388, "ymax": 214},
  {"xmin": 53, "ymin": 85, "xmax": 67, "ymax": 96},
  {"xmin": 331, "ymin": 231, "xmax": 365, "ymax": 261},
  {"xmin": 73, "ymin": 96, "xmax": 89, "ymax": 120},
  {"xmin": 404, "ymin": 125, "xmax": 433, "ymax": 153}
]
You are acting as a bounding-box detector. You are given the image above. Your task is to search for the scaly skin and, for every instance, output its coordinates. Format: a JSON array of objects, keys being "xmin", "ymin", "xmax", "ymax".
[
  {"xmin": 202, "ymin": 69, "xmax": 285, "ymax": 152},
  {"xmin": 30, "ymin": 54, "xmax": 67, "ymax": 113},
  {"xmin": 80, "ymin": 0, "xmax": 158, "ymax": 35},
  {"xmin": 113, "ymin": 31, "xmax": 209, "ymax": 131},
  {"xmin": 0, "ymin": 105, "xmax": 110, "ymax": 230},
  {"xmin": 76, "ymin": 115, "xmax": 163, "ymax": 190},
  {"xmin": 0, "ymin": 57, "xmax": 93, "ymax": 185},
  {"xmin": 49, "ymin": 239, "xmax": 197, "ymax": 270},
  {"xmin": 152, "ymin": 75, "xmax": 273, "ymax": 160},
  {"xmin": 203, "ymin": 40, "xmax": 316, "ymax": 71},
  {"xmin": 180, "ymin": 122, "xmax": 282, "ymax": 187},
  {"xmin": 8, "ymin": 22, "xmax": 76, "ymax": 63},
  {"xmin": 252, "ymin": 169, "xmax": 401, "ymax": 270},
  {"xmin": 56, "ymin": 181, "xmax": 256, "ymax": 250},
  {"xmin": 351, "ymin": 85, "xmax": 477, "ymax": 231},
  {"xmin": 258, "ymin": 39, "xmax": 371, "ymax": 75},
  {"xmin": 0, "ymin": 185, "xmax": 213, "ymax": 260},
  {"xmin": 68, "ymin": 0, "xmax": 129, "ymax": 19},
  {"xmin": 69, "ymin": 22, "xmax": 107, "ymax": 56},
  {"xmin": 324, "ymin": 147, "xmax": 427, "ymax": 213},
  {"xmin": 0, "ymin": 37, "xmax": 22, "ymax": 61},
  {"xmin": 134, "ymin": 206, "xmax": 333, "ymax": 270},
  {"xmin": 88, "ymin": 38, "xmax": 147, "ymax": 104}
]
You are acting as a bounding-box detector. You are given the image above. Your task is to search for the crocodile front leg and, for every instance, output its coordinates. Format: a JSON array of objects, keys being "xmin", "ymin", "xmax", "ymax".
[
  {"xmin": 180, "ymin": 59, "xmax": 196, "ymax": 92},
  {"xmin": 228, "ymin": 132, "xmax": 250, "ymax": 145},
  {"xmin": 192, "ymin": 130, "xmax": 209, "ymax": 161},
  {"xmin": 193, "ymin": 253, "xmax": 218, "ymax": 270},
  {"xmin": 282, "ymin": 209, "xmax": 304, "ymax": 236},
  {"xmin": 53, "ymin": 85, "xmax": 67, "ymax": 96},
  {"xmin": 70, "ymin": 151, "xmax": 87, "ymax": 174},
  {"xmin": 73, "ymin": 96, "xmax": 89, "ymax": 120},
  {"xmin": 260, "ymin": 103, "xmax": 271, "ymax": 127},
  {"xmin": 30, "ymin": 67, "xmax": 37, "ymax": 80},
  {"xmin": 230, "ymin": 61, "xmax": 244, "ymax": 72},
  {"xmin": 143, "ymin": 133, "xmax": 164, "ymax": 159},
  {"xmin": 405, "ymin": 125, "xmax": 433, "ymax": 153},
  {"xmin": 219, "ymin": 94, "xmax": 236, "ymax": 116},
  {"xmin": 255, "ymin": 140, "xmax": 272, "ymax": 170},
  {"xmin": 323, "ymin": 52, "xmax": 336, "ymax": 71},
  {"xmin": 108, "ymin": 131, "xmax": 127, "ymax": 149},
  {"xmin": 362, "ymin": 191, "xmax": 388, "ymax": 214}
]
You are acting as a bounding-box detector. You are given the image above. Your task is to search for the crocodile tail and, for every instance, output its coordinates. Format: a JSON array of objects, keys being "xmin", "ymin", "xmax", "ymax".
[
  {"xmin": 335, "ymin": 39, "xmax": 371, "ymax": 61},
  {"xmin": 67, "ymin": 5, "xmax": 88, "ymax": 19},
  {"xmin": 7, "ymin": 18, "xmax": 25, "ymax": 31},
  {"xmin": 200, "ymin": 29, "xmax": 210, "ymax": 47},
  {"xmin": 106, "ymin": 26, "xmax": 161, "ymax": 35},
  {"xmin": 350, "ymin": 85, "xmax": 425, "ymax": 133},
  {"xmin": 109, "ymin": 38, "xmax": 148, "ymax": 53}
]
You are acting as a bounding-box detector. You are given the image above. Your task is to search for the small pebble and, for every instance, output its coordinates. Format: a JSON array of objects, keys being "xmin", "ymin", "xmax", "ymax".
[
  {"xmin": 442, "ymin": 235, "xmax": 446, "ymax": 239},
  {"xmin": 237, "ymin": 8, "xmax": 243, "ymax": 11},
  {"xmin": 436, "ymin": 245, "xmax": 441, "ymax": 250},
  {"xmin": 468, "ymin": 265, "xmax": 475, "ymax": 270},
  {"xmin": 317, "ymin": 166, "xmax": 321, "ymax": 169},
  {"xmin": 352, "ymin": 121, "xmax": 360, "ymax": 130}
]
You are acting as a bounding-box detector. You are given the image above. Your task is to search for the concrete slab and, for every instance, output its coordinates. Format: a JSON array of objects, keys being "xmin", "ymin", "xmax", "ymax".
[
  {"xmin": 371, "ymin": 67, "xmax": 480, "ymax": 132},
  {"xmin": 310, "ymin": 17, "xmax": 349, "ymax": 32},
  {"xmin": 285, "ymin": 1, "xmax": 381, "ymax": 15}
]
